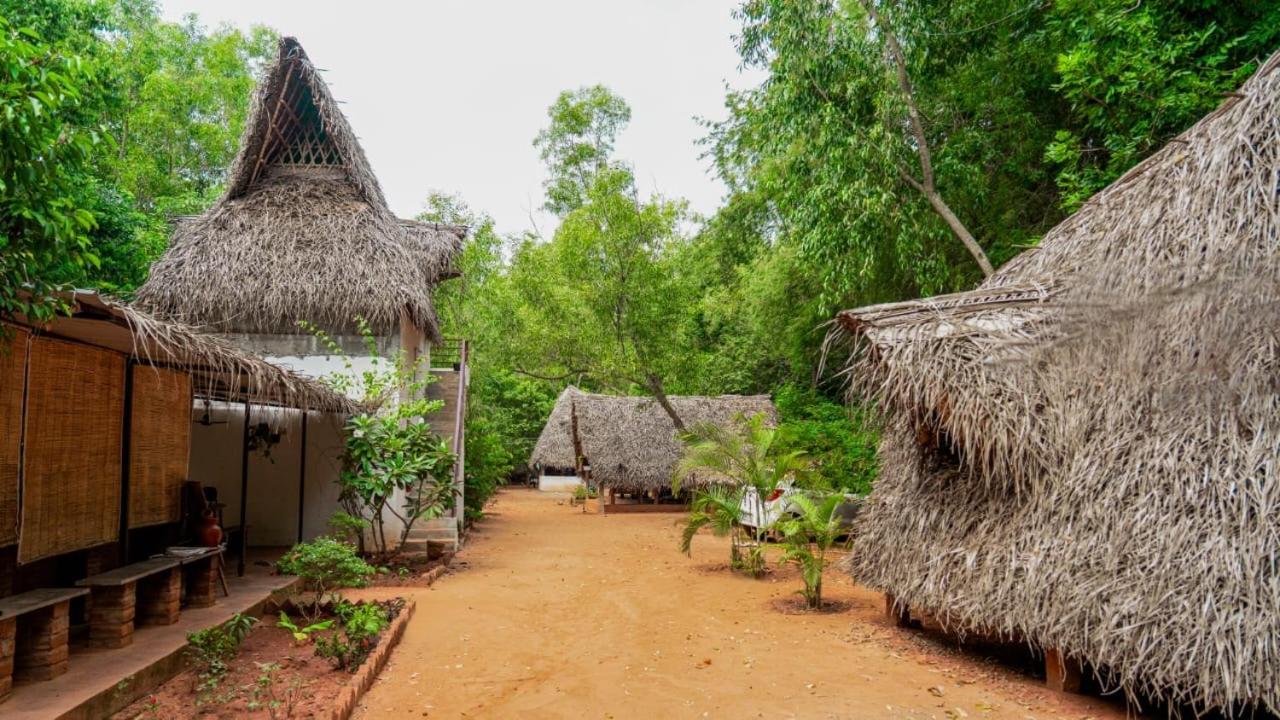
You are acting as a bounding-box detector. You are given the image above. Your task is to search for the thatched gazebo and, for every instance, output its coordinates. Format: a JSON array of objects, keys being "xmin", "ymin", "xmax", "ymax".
[
  {"xmin": 531, "ymin": 387, "xmax": 777, "ymax": 505},
  {"xmin": 136, "ymin": 36, "xmax": 465, "ymax": 349},
  {"xmin": 828, "ymin": 52, "xmax": 1280, "ymax": 713}
]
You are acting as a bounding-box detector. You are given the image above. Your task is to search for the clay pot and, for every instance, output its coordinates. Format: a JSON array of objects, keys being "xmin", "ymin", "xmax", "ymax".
[{"xmin": 198, "ymin": 512, "xmax": 223, "ymax": 547}]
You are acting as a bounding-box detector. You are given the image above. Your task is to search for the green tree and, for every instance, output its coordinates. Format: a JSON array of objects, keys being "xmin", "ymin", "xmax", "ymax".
[
  {"xmin": 519, "ymin": 88, "xmax": 699, "ymax": 428},
  {"xmin": 0, "ymin": 13, "xmax": 106, "ymax": 321},
  {"xmin": 1044, "ymin": 0, "xmax": 1280, "ymax": 210},
  {"xmin": 534, "ymin": 85, "xmax": 632, "ymax": 215}
]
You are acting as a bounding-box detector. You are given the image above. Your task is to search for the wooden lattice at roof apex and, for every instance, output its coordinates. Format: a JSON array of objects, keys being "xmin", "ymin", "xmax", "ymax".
[{"xmin": 258, "ymin": 60, "xmax": 344, "ymax": 175}]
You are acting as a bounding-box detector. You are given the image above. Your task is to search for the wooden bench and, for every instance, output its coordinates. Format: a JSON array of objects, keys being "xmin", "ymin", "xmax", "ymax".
[
  {"xmin": 77, "ymin": 557, "xmax": 183, "ymax": 649},
  {"xmin": 162, "ymin": 547, "xmax": 225, "ymax": 609},
  {"xmin": 0, "ymin": 587, "xmax": 89, "ymax": 698}
]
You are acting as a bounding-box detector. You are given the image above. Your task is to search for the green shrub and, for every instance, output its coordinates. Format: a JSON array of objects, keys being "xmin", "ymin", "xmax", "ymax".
[
  {"xmin": 276, "ymin": 537, "xmax": 375, "ymax": 621},
  {"xmin": 773, "ymin": 383, "xmax": 878, "ymax": 495},
  {"xmin": 187, "ymin": 613, "xmax": 257, "ymax": 701},
  {"xmin": 314, "ymin": 601, "xmax": 393, "ymax": 672}
]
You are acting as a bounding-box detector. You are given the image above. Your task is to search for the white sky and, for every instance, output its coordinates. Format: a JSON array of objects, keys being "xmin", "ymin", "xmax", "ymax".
[{"xmin": 158, "ymin": 1, "xmax": 764, "ymax": 237}]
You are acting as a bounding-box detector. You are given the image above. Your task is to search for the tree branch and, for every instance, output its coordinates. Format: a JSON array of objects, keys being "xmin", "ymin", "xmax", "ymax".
[{"xmin": 863, "ymin": 0, "xmax": 994, "ymax": 277}]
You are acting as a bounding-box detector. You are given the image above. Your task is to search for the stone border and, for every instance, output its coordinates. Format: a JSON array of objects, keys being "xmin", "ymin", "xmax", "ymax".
[{"xmin": 326, "ymin": 598, "xmax": 416, "ymax": 720}]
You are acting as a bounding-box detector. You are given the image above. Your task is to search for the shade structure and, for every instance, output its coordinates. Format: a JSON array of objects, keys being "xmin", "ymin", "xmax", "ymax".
[
  {"xmin": 0, "ymin": 326, "xmax": 28, "ymax": 546},
  {"xmin": 19, "ymin": 337, "xmax": 125, "ymax": 564},
  {"xmin": 530, "ymin": 387, "xmax": 778, "ymax": 493},
  {"xmin": 128, "ymin": 366, "xmax": 192, "ymax": 528}
]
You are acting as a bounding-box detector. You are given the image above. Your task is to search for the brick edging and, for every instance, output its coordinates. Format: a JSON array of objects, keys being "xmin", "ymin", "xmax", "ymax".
[{"xmin": 327, "ymin": 598, "xmax": 416, "ymax": 720}]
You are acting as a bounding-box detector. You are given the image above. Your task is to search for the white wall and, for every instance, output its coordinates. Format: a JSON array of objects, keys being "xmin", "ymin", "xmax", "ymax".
[
  {"xmin": 194, "ymin": 330, "xmax": 432, "ymax": 549},
  {"xmin": 539, "ymin": 474, "xmax": 582, "ymax": 493},
  {"xmin": 190, "ymin": 402, "xmax": 343, "ymax": 547}
]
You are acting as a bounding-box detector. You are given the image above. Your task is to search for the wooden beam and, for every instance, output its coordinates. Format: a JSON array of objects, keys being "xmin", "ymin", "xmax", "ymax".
[
  {"xmin": 884, "ymin": 593, "xmax": 912, "ymax": 627},
  {"xmin": 117, "ymin": 361, "xmax": 134, "ymax": 565},
  {"xmin": 248, "ymin": 61, "xmax": 297, "ymax": 188}
]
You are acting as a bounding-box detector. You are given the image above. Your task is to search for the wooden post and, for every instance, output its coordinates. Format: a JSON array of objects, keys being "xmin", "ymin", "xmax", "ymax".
[
  {"xmin": 296, "ymin": 412, "xmax": 308, "ymax": 543},
  {"xmin": 1044, "ymin": 648, "xmax": 1083, "ymax": 693},
  {"xmin": 118, "ymin": 361, "xmax": 134, "ymax": 565},
  {"xmin": 237, "ymin": 401, "xmax": 250, "ymax": 577},
  {"xmin": 884, "ymin": 593, "xmax": 911, "ymax": 627}
]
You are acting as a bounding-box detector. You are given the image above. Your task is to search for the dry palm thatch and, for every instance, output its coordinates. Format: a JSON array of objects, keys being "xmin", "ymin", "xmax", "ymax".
[
  {"xmin": 827, "ymin": 51, "xmax": 1280, "ymax": 714},
  {"xmin": 399, "ymin": 220, "xmax": 467, "ymax": 282},
  {"xmin": 135, "ymin": 37, "xmax": 465, "ymax": 338},
  {"xmin": 10, "ymin": 291, "xmax": 357, "ymax": 414},
  {"xmin": 530, "ymin": 386, "xmax": 778, "ymax": 493}
]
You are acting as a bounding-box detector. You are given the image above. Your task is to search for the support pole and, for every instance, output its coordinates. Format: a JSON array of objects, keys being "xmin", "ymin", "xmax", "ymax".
[
  {"xmin": 238, "ymin": 401, "xmax": 250, "ymax": 577},
  {"xmin": 1045, "ymin": 648, "xmax": 1083, "ymax": 693},
  {"xmin": 118, "ymin": 361, "xmax": 135, "ymax": 565},
  {"xmin": 296, "ymin": 412, "xmax": 308, "ymax": 544}
]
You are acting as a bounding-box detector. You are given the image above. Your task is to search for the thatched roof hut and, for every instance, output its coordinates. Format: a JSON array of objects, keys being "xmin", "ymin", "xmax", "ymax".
[
  {"xmin": 135, "ymin": 37, "xmax": 465, "ymax": 339},
  {"xmin": 530, "ymin": 387, "xmax": 777, "ymax": 493},
  {"xmin": 828, "ymin": 52, "xmax": 1280, "ymax": 713}
]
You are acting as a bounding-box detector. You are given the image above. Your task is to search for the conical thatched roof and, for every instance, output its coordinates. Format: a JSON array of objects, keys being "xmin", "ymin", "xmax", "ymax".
[
  {"xmin": 530, "ymin": 387, "xmax": 778, "ymax": 493},
  {"xmin": 829, "ymin": 52, "xmax": 1280, "ymax": 713},
  {"xmin": 136, "ymin": 37, "xmax": 465, "ymax": 338}
]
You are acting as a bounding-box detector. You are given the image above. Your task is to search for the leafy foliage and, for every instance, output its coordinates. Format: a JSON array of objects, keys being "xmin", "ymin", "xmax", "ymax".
[
  {"xmin": 0, "ymin": 13, "xmax": 105, "ymax": 322},
  {"xmin": 303, "ymin": 318, "xmax": 455, "ymax": 554},
  {"xmin": 776, "ymin": 492, "xmax": 849, "ymax": 609},
  {"xmin": 276, "ymin": 537, "xmax": 375, "ymax": 621},
  {"xmin": 186, "ymin": 613, "xmax": 257, "ymax": 700},
  {"xmin": 0, "ymin": 0, "xmax": 274, "ymax": 307},
  {"xmin": 674, "ymin": 412, "xmax": 810, "ymax": 576},
  {"xmin": 313, "ymin": 600, "xmax": 394, "ymax": 672}
]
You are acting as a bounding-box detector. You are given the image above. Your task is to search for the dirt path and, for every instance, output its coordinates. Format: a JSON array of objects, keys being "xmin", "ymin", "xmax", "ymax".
[{"xmin": 353, "ymin": 489, "xmax": 1131, "ymax": 719}]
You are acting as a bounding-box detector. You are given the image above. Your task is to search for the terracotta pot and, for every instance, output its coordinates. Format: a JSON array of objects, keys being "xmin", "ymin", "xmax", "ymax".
[{"xmin": 198, "ymin": 512, "xmax": 223, "ymax": 547}]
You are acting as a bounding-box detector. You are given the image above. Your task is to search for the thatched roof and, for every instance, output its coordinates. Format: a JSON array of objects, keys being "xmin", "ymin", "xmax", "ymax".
[
  {"xmin": 530, "ymin": 387, "xmax": 778, "ymax": 493},
  {"xmin": 135, "ymin": 37, "xmax": 465, "ymax": 338},
  {"xmin": 10, "ymin": 291, "xmax": 357, "ymax": 414},
  {"xmin": 829, "ymin": 52, "xmax": 1280, "ymax": 713}
]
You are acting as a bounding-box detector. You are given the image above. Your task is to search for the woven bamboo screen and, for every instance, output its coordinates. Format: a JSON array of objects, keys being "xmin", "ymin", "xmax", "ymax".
[
  {"xmin": 0, "ymin": 325, "xmax": 29, "ymax": 547},
  {"xmin": 19, "ymin": 337, "xmax": 125, "ymax": 564},
  {"xmin": 129, "ymin": 366, "xmax": 191, "ymax": 528}
]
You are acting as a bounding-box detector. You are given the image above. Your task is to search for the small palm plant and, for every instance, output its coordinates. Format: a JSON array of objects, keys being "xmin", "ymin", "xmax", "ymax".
[
  {"xmin": 673, "ymin": 412, "xmax": 809, "ymax": 576},
  {"xmin": 678, "ymin": 485, "xmax": 750, "ymax": 569},
  {"xmin": 776, "ymin": 493, "xmax": 848, "ymax": 609}
]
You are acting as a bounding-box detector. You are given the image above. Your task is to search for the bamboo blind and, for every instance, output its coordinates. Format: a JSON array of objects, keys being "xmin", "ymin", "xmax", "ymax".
[
  {"xmin": 19, "ymin": 337, "xmax": 125, "ymax": 564},
  {"xmin": 0, "ymin": 325, "xmax": 29, "ymax": 547},
  {"xmin": 128, "ymin": 366, "xmax": 191, "ymax": 528}
]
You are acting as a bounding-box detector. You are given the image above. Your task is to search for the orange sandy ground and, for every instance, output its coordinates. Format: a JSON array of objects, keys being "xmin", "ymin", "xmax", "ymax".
[{"xmin": 351, "ymin": 488, "xmax": 1136, "ymax": 719}]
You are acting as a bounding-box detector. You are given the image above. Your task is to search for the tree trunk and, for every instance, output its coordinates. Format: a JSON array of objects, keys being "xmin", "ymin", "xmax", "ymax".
[{"xmin": 646, "ymin": 373, "xmax": 686, "ymax": 432}]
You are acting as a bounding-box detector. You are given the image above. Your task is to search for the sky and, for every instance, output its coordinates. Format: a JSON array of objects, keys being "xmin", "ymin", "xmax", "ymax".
[{"xmin": 158, "ymin": 1, "xmax": 765, "ymax": 237}]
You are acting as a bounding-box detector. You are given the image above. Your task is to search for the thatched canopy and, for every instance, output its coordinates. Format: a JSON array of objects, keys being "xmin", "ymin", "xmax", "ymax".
[
  {"xmin": 136, "ymin": 37, "xmax": 465, "ymax": 338},
  {"xmin": 829, "ymin": 52, "xmax": 1280, "ymax": 713},
  {"xmin": 9, "ymin": 291, "xmax": 357, "ymax": 414},
  {"xmin": 530, "ymin": 387, "xmax": 778, "ymax": 493}
]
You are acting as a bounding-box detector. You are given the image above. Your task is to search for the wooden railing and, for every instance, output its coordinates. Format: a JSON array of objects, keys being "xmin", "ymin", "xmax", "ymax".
[{"xmin": 431, "ymin": 336, "xmax": 465, "ymax": 369}]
